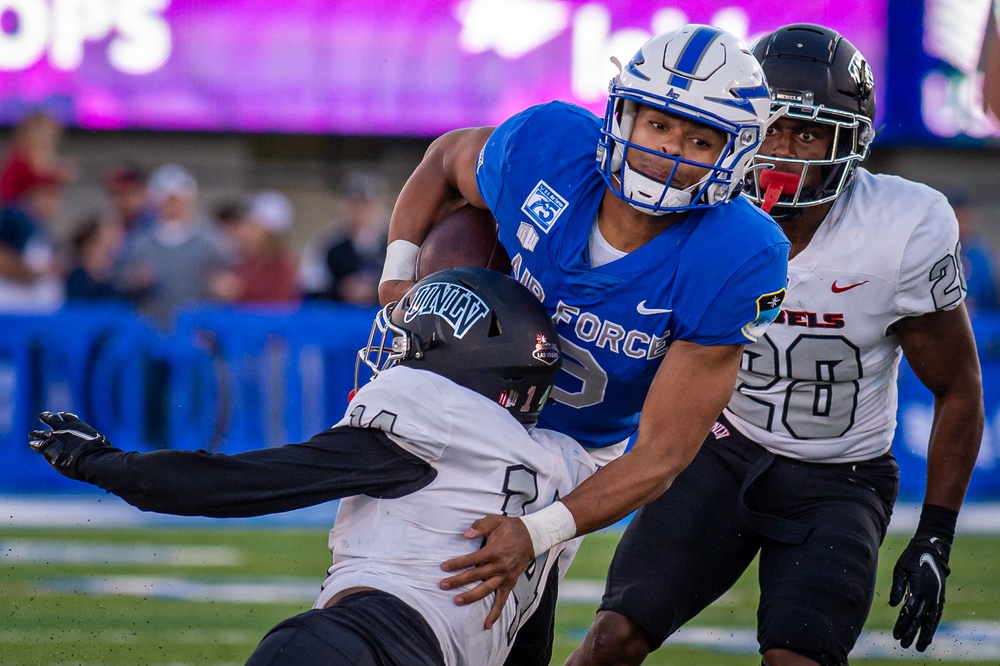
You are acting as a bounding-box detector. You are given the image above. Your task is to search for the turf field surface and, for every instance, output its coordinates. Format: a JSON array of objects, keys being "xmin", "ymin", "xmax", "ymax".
[{"xmin": 3, "ymin": 524, "xmax": 1000, "ymax": 665}]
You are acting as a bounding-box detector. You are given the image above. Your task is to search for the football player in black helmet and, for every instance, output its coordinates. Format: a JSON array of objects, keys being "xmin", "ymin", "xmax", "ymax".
[
  {"xmin": 570, "ymin": 24, "xmax": 982, "ymax": 666},
  {"xmin": 28, "ymin": 268, "xmax": 597, "ymax": 665},
  {"xmin": 745, "ymin": 23, "xmax": 876, "ymax": 220},
  {"xmin": 359, "ymin": 266, "xmax": 561, "ymax": 425}
]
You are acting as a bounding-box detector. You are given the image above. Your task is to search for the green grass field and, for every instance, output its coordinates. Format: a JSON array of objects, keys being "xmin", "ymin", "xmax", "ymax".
[{"xmin": 2, "ymin": 526, "xmax": 999, "ymax": 665}]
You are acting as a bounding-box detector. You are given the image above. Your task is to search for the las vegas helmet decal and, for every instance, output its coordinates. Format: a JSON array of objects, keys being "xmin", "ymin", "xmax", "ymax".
[{"xmin": 532, "ymin": 333, "xmax": 560, "ymax": 365}]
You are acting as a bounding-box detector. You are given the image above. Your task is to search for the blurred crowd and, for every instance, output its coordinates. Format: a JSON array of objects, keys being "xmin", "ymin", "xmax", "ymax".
[
  {"xmin": 0, "ymin": 111, "xmax": 392, "ymax": 328},
  {"xmin": 3, "ymin": 110, "xmax": 1000, "ymax": 325}
]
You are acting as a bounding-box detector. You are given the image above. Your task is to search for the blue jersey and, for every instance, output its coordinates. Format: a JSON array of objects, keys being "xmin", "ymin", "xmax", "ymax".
[{"xmin": 477, "ymin": 102, "xmax": 789, "ymax": 449}]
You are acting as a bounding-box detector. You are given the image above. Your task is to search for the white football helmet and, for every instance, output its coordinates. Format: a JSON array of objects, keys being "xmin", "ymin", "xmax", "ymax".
[{"xmin": 598, "ymin": 25, "xmax": 772, "ymax": 215}]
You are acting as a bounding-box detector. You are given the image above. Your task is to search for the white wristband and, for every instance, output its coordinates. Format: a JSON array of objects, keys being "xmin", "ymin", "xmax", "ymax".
[
  {"xmin": 379, "ymin": 239, "xmax": 420, "ymax": 284},
  {"xmin": 519, "ymin": 501, "xmax": 577, "ymax": 558}
]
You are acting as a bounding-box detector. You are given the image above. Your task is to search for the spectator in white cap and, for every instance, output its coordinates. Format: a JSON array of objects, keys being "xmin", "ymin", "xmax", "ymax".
[
  {"xmin": 119, "ymin": 163, "xmax": 233, "ymax": 327},
  {"xmin": 147, "ymin": 163, "xmax": 197, "ymax": 205},
  {"xmin": 211, "ymin": 190, "xmax": 300, "ymax": 304}
]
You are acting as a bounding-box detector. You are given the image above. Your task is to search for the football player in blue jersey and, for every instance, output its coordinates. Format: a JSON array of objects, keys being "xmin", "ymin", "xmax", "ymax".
[
  {"xmin": 569, "ymin": 24, "xmax": 984, "ymax": 666},
  {"xmin": 378, "ymin": 24, "xmax": 790, "ymax": 661}
]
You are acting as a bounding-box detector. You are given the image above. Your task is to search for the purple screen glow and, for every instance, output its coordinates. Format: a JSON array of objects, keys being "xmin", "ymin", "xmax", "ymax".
[{"xmin": 0, "ymin": 0, "xmax": 888, "ymax": 136}]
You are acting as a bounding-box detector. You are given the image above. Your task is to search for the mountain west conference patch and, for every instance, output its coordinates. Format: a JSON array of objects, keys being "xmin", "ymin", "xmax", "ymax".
[{"xmin": 741, "ymin": 288, "xmax": 786, "ymax": 342}]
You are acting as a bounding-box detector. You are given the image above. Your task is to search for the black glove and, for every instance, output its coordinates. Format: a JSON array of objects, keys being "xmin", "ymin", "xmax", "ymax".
[
  {"xmin": 889, "ymin": 504, "xmax": 957, "ymax": 652},
  {"xmin": 28, "ymin": 411, "xmax": 111, "ymax": 479}
]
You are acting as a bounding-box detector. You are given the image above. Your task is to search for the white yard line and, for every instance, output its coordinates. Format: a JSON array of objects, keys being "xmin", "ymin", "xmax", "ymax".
[
  {"xmin": 4, "ymin": 495, "xmax": 1000, "ymax": 533},
  {"xmin": 17, "ymin": 574, "xmax": 1000, "ymax": 661},
  {"xmin": 665, "ymin": 624, "xmax": 1000, "ymax": 661},
  {"xmin": 0, "ymin": 540, "xmax": 242, "ymax": 565},
  {"xmin": 0, "ymin": 493, "xmax": 338, "ymax": 528}
]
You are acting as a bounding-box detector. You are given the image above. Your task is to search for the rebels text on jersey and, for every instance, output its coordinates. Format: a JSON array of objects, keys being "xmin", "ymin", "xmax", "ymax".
[
  {"xmin": 476, "ymin": 102, "xmax": 790, "ymax": 449},
  {"xmin": 313, "ymin": 366, "xmax": 596, "ymax": 666},
  {"xmin": 725, "ymin": 169, "xmax": 966, "ymax": 463}
]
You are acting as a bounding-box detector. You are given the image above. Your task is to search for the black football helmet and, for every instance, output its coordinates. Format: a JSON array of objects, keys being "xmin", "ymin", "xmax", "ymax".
[
  {"xmin": 745, "ymin": 24, "xmax": 877, "ymax": 216},
  {"xmin": 357, "ymin": 267, "xmax": 561, "ymax": 426}
]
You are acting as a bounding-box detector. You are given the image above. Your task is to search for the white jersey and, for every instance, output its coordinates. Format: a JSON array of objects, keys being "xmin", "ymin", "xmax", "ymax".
[
  {"xmin": 312, "ymin": 365, "xmax": 596, "ymax": 666},
  {"xmin": 726, "ymin": 169, "xmax": 965, "ymax": 463}
]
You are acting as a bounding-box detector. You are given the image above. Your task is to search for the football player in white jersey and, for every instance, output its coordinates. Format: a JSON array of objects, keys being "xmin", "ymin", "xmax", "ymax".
[
  {"xmin": 29, "ymin": 267, "xmax": 595, "ymax": 666},
  {"xmin": 569, "ymin": 24, "xmax": 984, "ymax": 666}
]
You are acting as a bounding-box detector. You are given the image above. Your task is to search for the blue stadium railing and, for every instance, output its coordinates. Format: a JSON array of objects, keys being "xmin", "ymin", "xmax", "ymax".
[
  {"xmin": 0, "ymin": 303, "xmax": 378, "ymax": 493},
  {"xmin": 3, "ymin": 305, "xmax": 999, "ymax": 500}
]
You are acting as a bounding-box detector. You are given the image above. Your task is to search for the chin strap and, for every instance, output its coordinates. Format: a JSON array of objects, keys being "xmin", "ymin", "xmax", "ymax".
[
  {"xmin": 621, "ymin": 163, "xmax": 700, "ymax": 214},
  {"xmin": 767, "ymin": 205, "xmax": 804, "ymax": 222}
]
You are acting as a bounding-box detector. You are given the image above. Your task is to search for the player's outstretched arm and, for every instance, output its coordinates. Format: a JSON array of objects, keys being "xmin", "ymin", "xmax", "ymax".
[
  {"xmin": 379, "ymin": 126, "xmax": 494, "ymax": 306},
  {"xmin": 441, "ymin": 340, "xmax": 743, "ymax": 628},
  {"xmin": 889, "ymin": 304, "xmax": 984, "ymax": 651},
  {"xmin": 29, "ymin": 412, "xmax": 435, "ymax": 518}
]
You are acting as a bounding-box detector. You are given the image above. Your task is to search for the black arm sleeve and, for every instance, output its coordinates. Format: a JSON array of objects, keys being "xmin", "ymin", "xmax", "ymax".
[{"xmin": 72, "ymin": 427, "xmax": 437, "ymax": 518}]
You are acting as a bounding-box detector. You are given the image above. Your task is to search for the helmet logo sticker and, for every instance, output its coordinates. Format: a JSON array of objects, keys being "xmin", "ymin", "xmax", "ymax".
[
  {"xmin": 625, "ymin": 52, "xmax": 650, "ymax": 81},
  {"xmin": 705, "ymin": 83, "xmax": 770, "ymax": 115},
  {"xmin": 521, "ymin": 180, "xmax": 568, "ymax": 233},
  {"xmin": 532, "ymin": 333, "xmax": 560, "ymax": 365},
  {"xmin": 498, "ymin": 389, "xmax": 518, "ymax": 408},
  {"xmin": 847, "ymin": 51, "xmax": 874, "ymax": 101},
  {"xmin": 403, "ymin": 281, "xmax": 490, "ymax": 339}
]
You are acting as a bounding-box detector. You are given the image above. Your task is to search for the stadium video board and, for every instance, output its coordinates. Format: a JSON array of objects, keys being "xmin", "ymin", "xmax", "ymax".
[
  {"xmin": 0, "ymin": 0, "xmax": 886, "ymax": 137},
  {"xmin": 881, "ymin": 0, "xmax": 1000, "ymax": 144}
]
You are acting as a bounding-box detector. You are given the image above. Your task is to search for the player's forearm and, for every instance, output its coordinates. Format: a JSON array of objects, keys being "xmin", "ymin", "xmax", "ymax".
[
  {"xmin": 560, "ymin": 443, "xmax": 694, "ymax": 534},
  {"xmin": 982, "ymin": 4, "xmax": 1000, "ymax": 120},
  {"xmin": 72, "ymin": 446, "xmax": 344, "ymax": 517},
  {"xmin": 896, "ymin": 306, "xmax": 984, "ymax": 512},
  {"xmin": 922, "ymin": 387, "xmax": 984, "ymax": 511},
  {"xmin": 380, "ymin": 130, "xmax": 489, "ymax": 306},
  {"xmin": 389, "ymin": 159, "xmax": 463, "ymax": 246},
  {"xmin": 387, "ymin": 128, "xmax": 489, "ymax": 246},
  {"xmin": 560, "ymin": 341, "xmax": 741, "ymax": 534}
]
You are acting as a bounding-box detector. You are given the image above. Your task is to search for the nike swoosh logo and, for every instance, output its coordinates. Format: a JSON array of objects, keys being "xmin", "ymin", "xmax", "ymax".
[
  {"xmin": 637, "ymin": 300, "xmax": 673, "ymax": 315},
  {"xmin": 52, "ymin": 429, "xmax": 101, "ymax": 441},
  {"xmin": 831, "ymin": 280, "xmax": 869, "ymax": 293},
  {"xmin": 919, "ymin": 553, "xmax": 944, "ymax": 603}
]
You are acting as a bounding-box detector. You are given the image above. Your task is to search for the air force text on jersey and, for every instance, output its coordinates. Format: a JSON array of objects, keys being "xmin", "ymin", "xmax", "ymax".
[
  {"xmin": 554, "ymin": 298, "xmax": 669, "ymax": 361},
  {"xmin": 511, "ymin": 253, "xmax": 671, "ymax": 361}
]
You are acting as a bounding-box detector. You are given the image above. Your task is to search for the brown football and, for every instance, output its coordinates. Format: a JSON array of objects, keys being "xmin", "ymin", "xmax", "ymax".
[{"xmin": 415, "ymin": 204, "xmax": 511, "ymax": 279}]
